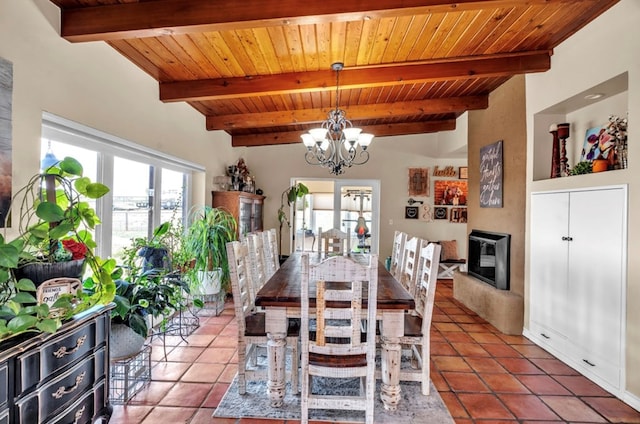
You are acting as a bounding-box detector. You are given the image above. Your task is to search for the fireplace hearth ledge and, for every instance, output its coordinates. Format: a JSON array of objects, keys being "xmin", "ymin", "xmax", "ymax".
[{"xmin": 453, "ymin": 272, "xmax": 523, "ymax": 335}]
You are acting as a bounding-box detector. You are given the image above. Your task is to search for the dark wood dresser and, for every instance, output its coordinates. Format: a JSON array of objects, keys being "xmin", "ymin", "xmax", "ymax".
[{"xmin": 0, "ymin": 305, "xmax": 113, "ymax": 424}]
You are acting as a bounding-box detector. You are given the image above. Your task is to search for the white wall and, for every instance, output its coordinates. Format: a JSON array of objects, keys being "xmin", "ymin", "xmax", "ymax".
[
  {"xmin": 525, "ymin": 0, "xmax": 640, "ymax": 402},
  {"xmin": 0, "ymin": 0, "xmax": 235, "ymax": 240},
  {"xmin": 244, "ymin": 121, "xmax": 469, "ymax": 259}
]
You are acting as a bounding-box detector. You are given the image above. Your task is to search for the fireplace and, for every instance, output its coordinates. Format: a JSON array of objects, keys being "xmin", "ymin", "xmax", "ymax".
[{"xmin": 468, "ymin": 230, "xmax": 510, "ymax": 290}]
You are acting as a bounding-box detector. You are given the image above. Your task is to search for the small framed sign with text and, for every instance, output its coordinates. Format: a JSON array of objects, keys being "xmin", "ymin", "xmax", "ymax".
[
  {"xmin": 459, "ymin": 166, "xmax": 468, "ymax": 179},
  {"xmin": 405, "ymin": 206, "xmax": 419, "ymax": 219}
]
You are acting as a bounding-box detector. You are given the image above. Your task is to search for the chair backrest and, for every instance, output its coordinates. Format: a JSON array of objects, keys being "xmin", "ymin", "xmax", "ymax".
[
  {"xmin": 301, "ymin": 253, "xmax": 378, "ymax": 357},
  {"xmin": 260, "ymin": 230, "xmax": 277, "ymax": 280},
  {"xmin": 399, "ymin": 236, "xmax": 422, "ymax": 297},
  {"xmin": 245, "ymin": 233, "xmax": 267, "ymax": 301},
  {"xmin": 390, "ymin": 230, "xmax": 407, "ymax": 279},
  {"xmin": 317, "ymin": 227, "xmax": 350, "ymax": 258},
  {"xmin": 226, "ymin": 240, "xmax": 254, "ymax": 334},
  {"xmin": 414, "ymin": 242, "xmax": 441, "ymax": 332},
  {"xmin": 267, "ymin": 228, "xmax": 281, "ymax": 271}
]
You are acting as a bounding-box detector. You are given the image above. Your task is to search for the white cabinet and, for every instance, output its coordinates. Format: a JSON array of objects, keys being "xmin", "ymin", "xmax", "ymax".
[{"xmin": 529, "ymin": 185, "xmax": 627, "ymax": 392}]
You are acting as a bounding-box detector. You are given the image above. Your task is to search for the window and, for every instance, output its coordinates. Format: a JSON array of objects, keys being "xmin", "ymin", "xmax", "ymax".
[{"xmin": 40, "ymin": 113, "xmax": 203, "ymax": 260}]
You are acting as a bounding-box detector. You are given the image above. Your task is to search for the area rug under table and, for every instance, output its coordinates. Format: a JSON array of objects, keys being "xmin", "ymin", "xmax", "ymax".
[{"xmin": 213, "ymin": 376, "xmax": 454, "ymax": 423}]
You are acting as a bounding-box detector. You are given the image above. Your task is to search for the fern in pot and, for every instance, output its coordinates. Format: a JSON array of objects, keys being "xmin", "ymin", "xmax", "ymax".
[{"xmin": 183, "ymin": 206, "xmax": 237, "ymax": 297}]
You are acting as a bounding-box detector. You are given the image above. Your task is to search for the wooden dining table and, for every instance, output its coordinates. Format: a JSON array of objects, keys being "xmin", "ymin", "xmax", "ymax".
[{"xmin": 255, "ymin": 252, "xmax": 415, "ymax": 411}]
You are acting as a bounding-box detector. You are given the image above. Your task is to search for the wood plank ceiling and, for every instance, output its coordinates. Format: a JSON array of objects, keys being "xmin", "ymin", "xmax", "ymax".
[{"xmin": 48, "ymin": 0, "xmax": 619, "ymax": 147}]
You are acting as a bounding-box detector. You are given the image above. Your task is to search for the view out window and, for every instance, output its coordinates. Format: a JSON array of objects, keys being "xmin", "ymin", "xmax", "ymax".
[{"xmin": 40, "ymin": 121, "xmax": 193, "ymax": 261}]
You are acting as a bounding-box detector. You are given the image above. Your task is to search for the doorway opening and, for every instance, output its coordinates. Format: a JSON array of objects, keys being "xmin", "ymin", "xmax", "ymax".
[{"xmin": 288, "ymin": 178, "xmax": 380, "ymax": 255}]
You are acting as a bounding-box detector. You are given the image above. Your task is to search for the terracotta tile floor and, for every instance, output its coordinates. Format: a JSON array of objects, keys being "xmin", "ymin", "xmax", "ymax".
[{"xmin": 110, "ymin": 281, "xmax": 640, "ymax": 423}]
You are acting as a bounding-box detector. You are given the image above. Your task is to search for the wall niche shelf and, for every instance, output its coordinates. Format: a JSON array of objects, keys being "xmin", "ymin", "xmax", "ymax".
[{"xmin": 532, "ymin": 72, "xmax": 628, "ymax": 186}]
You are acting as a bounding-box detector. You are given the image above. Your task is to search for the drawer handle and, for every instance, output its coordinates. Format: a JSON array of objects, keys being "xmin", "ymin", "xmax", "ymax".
[
  {"xmin": 73, "ymin": 405, "xmax": 86, "ymax": 424},
  {"xmin": 540, "ymin": 333, "xmax": 550, "ymax": 339},
  {"xmin": 583, "ymin": 359, "xmax": 596, "ymax": 367},
  {"xmin": 51, "ymin": 371, "xmax": 86, "ymax": 399},
  {"xmin": 53, "ymin": 335, "xmax": 87, "ymax": 358}
]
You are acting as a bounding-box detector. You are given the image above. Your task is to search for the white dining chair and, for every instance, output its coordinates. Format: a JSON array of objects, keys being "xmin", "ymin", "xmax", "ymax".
[
  {"xmin": 389, "ymin": 230, "xmax": 407, "ymax": 280},
  {"xmin": 245, "ymin": 232, "xmax": 267, "ymax": 304},
  {"xmin": 317, "ymin": 227, "xmax": 350, "ymax": 258},
  {"xmin": 398, "ymin": 242, "xmax": 441, "ymax": 395},
  {"xmin": 398, "ymin": 236, "xmax": 423, "ymax": 298},
  {"xmin": 300, "ymin": 253, "xmax": 378, "ymax": 424},
  {"xmin": 226, "ymin": 240, "xmax": 299, "ymax": 394}
]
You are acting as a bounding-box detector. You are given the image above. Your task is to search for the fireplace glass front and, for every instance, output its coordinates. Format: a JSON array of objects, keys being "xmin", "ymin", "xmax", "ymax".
[{"xmin": 467, "ymin": 230, "xmax": 510, "ymax": 290}]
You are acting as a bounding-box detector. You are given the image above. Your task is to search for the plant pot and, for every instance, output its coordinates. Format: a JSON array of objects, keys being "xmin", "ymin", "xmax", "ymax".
[
  {"xmin": 196, "ymin": 269, "xmax": 222, "ymax": 295},
  {"xmin": 13, "ymin": 259, "xmax": 86, "ymax": 287},
  {"xmin": 592, "ymin": 159, "xmax": 609, "ymax": 173},
  {"xmin": 138, "ymin": 246, "xmax": 171, "ymax": 273},
  {"xmin": 110, "ymin": 323, "xmax": 146, "ymax": 360}
]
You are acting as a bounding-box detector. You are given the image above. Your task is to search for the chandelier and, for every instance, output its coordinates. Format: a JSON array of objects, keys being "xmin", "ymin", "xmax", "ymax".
[{"xmin": 301, "ymin": 62, "xmax": 374, "ymax": 175}]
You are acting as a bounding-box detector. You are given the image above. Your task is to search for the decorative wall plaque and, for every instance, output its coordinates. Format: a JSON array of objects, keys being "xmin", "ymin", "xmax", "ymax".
[
  {"xmin": 479, "ymin": 140, "xmax": 503, "ymax": 208},
  {"xmin": 434, "ymin": 207, "xmax": 448, "ymax": 220},
  {"xmin": 405, "ymin": 206, "xmax": 419, "ymax": 219},
  {"xmin": 408, "ymin": 168, "xmax": 429, "ymax": 196}
]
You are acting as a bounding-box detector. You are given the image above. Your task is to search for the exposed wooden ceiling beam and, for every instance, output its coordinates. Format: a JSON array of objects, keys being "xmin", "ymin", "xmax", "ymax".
[
  {"xmin": 162, "ymin": 52, "xmax": 550, "ymax": 102},
  {"xmin": 231, "ymin": 120, "xmax": 456, "ymax": 147},
  {"xmin": 58, "ymin": 0, "xmax": 575, "ymax": 43},
  {"xmin": 207, "ymin": 96, "xmax": 487, "ymax": 130}
]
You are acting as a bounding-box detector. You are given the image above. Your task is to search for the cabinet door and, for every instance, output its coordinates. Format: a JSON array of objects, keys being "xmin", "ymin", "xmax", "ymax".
[
  {"xmin": 530, "ymin": 192, "xmax": 570, "ymax": 338},
  {"xmin": 567, "ymin": 187, "xmax": 625, "ymax": 368},
  {"xmin": 252, "ymin": 200, "xmax": 263, "ymax": 232},
  {"xmin": 238, "ymin": 197, "xmax": 253, "ymax": 236}
]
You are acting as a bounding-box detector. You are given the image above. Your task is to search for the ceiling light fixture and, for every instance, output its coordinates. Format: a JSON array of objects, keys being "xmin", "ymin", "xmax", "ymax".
[
  {"xmin": 301, "ymin": 62, "xmax": 374, "ymax": 175},
  {"xmin": 584, "ymin": 93, "xmax": 604, "ymax": 100}
]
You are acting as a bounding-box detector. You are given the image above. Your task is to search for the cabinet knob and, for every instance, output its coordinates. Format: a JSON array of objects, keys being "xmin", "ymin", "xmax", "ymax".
[{"xmin": 561, "ymin": 236, "xmax": 568, "ymax": 241}]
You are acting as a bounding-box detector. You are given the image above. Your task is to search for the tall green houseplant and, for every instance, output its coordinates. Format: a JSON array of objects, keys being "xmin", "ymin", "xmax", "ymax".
[
  {"xmin": 184, "ymin": 206, "xmax": 237, "ymax": 295},
  {"xmin": 277, "ymin": 182, "xmax": 308, "ymax": 260}
]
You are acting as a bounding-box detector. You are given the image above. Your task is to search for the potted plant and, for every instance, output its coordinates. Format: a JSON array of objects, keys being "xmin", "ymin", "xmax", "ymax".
[
  {"xmin": 277, "ymin": 182, "xmax": 308, "ymax": 262},
  {"xmin": 121, "ymin": 221, "xmax": 173, "ymax": 276},
  {"xmin": 109, "ymin": 265, "xmax": 189, "ymax": 359},
  {"xmin": 570, "ymin": 161, "xmax": 592, "ymax": 175},
  {"xmin": 183, "ymin": 206, "xmax": 237, "ymax": 296},
  {"xmin": 0, "ymin": 156, "xmax": 115, "ymax": 341}
]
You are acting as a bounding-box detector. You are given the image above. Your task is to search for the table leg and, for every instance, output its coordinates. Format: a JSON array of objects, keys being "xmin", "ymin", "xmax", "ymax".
[
  {"xmin": 265, "ymin": 307, "xmax": 287, "ymax": 407},
  {"xmin": 379, "ymin": 311, "xmax": 404, "ymax": 411}
]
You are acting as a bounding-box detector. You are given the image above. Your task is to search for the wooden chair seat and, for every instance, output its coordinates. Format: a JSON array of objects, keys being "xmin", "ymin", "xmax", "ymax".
[
  {"xmin": 309, "ymin": 352, "xmax": 368, "ymax": 368},
  {"xmin": 244, "ymin": 312, "xmax": 299, "ymax": 337},
  {"xmin": 403, "ymin": 314, "xmax": 422, "ymax": 338}
]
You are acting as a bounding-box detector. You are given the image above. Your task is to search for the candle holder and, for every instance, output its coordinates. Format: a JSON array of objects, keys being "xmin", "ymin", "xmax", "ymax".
[{"xmin": 557, "ymin": 123, "xmax": 570, "ymax": 176}]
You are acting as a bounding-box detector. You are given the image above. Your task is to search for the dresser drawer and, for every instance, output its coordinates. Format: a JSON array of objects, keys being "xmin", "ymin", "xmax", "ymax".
[
  {"xmin": 17, "ymin": 320, "xmax": 99, "ymax": 393},
  {"xmin": 15, "ymin": 348, "xmax": 103, "ymax": 424},
  {"xmin": 45, "ymin": 380, "xmax": 104, "ymax": 424},
  {"xmin": 0, "ymin": 362, "xmax": 7, "ymax": 410}
]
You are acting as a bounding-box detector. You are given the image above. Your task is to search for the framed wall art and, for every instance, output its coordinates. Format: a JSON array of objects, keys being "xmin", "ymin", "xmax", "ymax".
[
  {"xmin": 434, "ymin": 207, "xmax": 448, "ymax": 220},
  {"xmin": 408, "ymin": 168, "xmax": 429, "ymax": 196},
  {"xmin": 450, "ymin": 207, "xmax": 468, "ymax": 223},
  {"xmin": 405, "ymin": 206, "xmax": 419, "ymax": 219},
  {"xmin": 459, "ymin": 166, "xmax": 468, "ymax": 179},
  {"xmin": 479, "ymin": 140, "xmax": 503, "ymax": 208},
  {"xmin": 434, "ymin": 180, "xmax": 468, "ymax": 206},
  {"xmin": 0, "ymin": 56, "xmax": 13, "ymax": 228}
]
